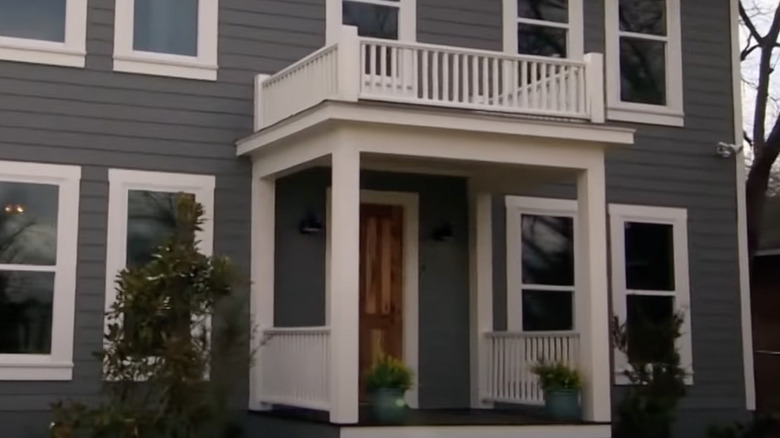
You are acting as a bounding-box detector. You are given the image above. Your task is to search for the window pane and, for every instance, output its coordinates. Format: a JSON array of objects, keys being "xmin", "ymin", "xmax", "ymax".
[
  {"xmin": 343, "ymin": 1, "xmax": 398, "ymax": 39},
  {"xmin": 521, "ymin": 214, "xmax": 574, "ymax": 285},
  {"xmin": 127, "ymin": 191, "xmax": 192, "ymax": 267},
  {"xmin": 619, "ymin": 37, "xmax": 666, "ymax": 105},
  {"xmin": 625, "ymin": 221, "xmax": 675, "ymax": 291},
  {"xmin": 522, "ymin": 290, "xmax": 573, "ymax": 332},
  {"xmin": 517, "ymin": 24, "xmax": 567, "ymax": 57},
  {"xmin": 619, "ymin": 0, "xmax": 666, "ymax": 36},
  {"xmin": 0, "ymin": 181, "xmax": 58, "ymax": 266},
  {"xmin": 0, "ymin": 0, "xmax": 66, "ymax": 42},
  {"xmin": 0, "ymin": 271, "xmax": 54, "ymax": 354},
  {"xmin": 134, "ymin": 0, "xmax": 198, "ymax": 56},
  {"xmin": 626, "ymin": 294, "xmax": 675, "ymax": 363},
  {"xmin": 518, "ymin": 0, "xmax": 568, "ymax": 24}
]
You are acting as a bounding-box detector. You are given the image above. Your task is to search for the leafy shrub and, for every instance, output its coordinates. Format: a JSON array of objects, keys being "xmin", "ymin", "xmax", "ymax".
[
  {"xmin": 365, "ymin": 355, "xmax": 413, "ymax": 392},
  {"xmin": 531, "ymin": 361, "xmax": 582, "ymax": 391},
  {"xmin": 50, "ymin": 195, "xmax": 249, "ymax": 438}
]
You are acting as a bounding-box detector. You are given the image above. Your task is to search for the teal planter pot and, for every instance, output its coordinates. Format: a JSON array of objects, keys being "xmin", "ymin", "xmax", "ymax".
[
  {"xmin": 370, "ymin": 388, "xmax": 407, "ymax": 424},
  {"xmin": 544, "ymin": 389, "xmax": 581, "ymax": 421}
]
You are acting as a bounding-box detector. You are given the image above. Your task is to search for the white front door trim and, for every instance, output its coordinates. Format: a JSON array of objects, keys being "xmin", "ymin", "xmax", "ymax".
[{"xmin": 326, "ymin": 188, "xmax": 420, "ymax": 409}]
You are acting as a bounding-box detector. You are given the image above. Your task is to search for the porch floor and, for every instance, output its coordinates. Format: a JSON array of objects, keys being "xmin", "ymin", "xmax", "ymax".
[{"xmin": 252, "ymin": 405, "xmax": 604, "ymax": 427}]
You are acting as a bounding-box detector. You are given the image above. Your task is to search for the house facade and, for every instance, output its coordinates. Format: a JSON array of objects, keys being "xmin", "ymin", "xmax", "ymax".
[{"xmin": 0, "ymin": 0, "xmax": 754, "ymax": 437}]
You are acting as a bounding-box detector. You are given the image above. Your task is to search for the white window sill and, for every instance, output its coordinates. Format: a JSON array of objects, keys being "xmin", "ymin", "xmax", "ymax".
[
  {"xmin": 0, "ymin": 360, "xmax": 74, "ymax": 381},
  {"xmin": 113, "ymin": 52, "xmax": 217, "ymax": 81},
  {"xmin": 0, "ymin": 38, "xmax": 85, "ymax": 68},
  {"xmin": 607, "ymin": 105, "xmax": 685, "ymax": 127}
]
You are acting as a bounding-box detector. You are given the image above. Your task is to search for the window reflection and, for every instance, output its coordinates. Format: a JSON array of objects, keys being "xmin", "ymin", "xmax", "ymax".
[
  {"xmin": 522, "ymin": 289, "xmax": 573, "ymax": 331},
  {"xmin": 619, "ymin": 37, "xmax": 666, "ymax": 105},
  {"xmin": 0, "ymin": 271, "xmax": 55, "ymax": 354},
  {"xmin": 126, "ymin": 190, "xmax": 189, "ymax": 267},
  {"xmin": 517, "ymin": 0, "xmax": 568, "ymax": 24},
  {"xmin": 0, "ymin": 181, "xmax": 58, "ymax": 266},
  {"xmin": 343, "ymin": 1, "xmax": 398, "ymax": 39},
  {"xmin": 619, "ymin": 0, "xmax": 666, "ymax": 36},
  {"xmin": 517, "ymin": 24, "xmax": 567, "ymax": 57},
  {"xmin": 0, "ymin": 0, "xmax": 66, "ymax": 42},
  {"xmin": 134, "ymin": 0, "xmax": 198, "ymax": 56},
  {"xmin": 624, "ymin": 221, "xmax": 675, "ymax": 291},
  {"xmin": 521, "ymin": 214, "xmax": 574, "ymax": 286}
]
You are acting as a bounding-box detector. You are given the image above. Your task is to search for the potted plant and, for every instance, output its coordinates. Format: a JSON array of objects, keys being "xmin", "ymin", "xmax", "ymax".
[
  {"xmin": 531, "ymin": 360, "xmax": 583, "ymax": 421},
  {"xmin": 364, "ymin": 355, "xmax": 413, "ymax": 423}
]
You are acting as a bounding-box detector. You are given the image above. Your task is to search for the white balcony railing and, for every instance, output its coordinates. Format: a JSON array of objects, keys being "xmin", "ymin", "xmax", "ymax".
[
  {"xmin": 258, "ymin": 327, "xmax": 330, "ymax": 411},
  {"xmin": 254, "ymin": 26, "xmax": 605, "ymax": 131},
  {"xmin": 483, "ymin": 331, "xmax": 580, "ymax": 405}
]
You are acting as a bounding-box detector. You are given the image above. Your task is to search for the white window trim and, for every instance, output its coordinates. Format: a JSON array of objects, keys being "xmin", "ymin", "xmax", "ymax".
[
  {"xmin": 113, "ymin": 0, "xmax": 219, "ymax": 81},
  {"xmin": 104, "ymin": 169, "xmax": 215, "ymax": 380},
  {"xmin": 502, "ymin": 0, "xmax": 584, "ymax": 59},
  {"xmin": 0, "ymin": 161, "xmax": 81, "ymax": 380},
  {"xmin": 326, "ymin": 0, "xmax": 417, "ymax": 45},
  {"xmin": 609, "ymin": 204, "xmax": 693, "ymax": 385},
  {"xmin": 0, "ymin": 0, "xmax": 87, "ymax": 68},
  {"xmin": 605, "ymin": 0, "xmax": 684, "ymax": 126},
  {"xmin": 505, "ymin": 196, "xmax": 578, "ymax": 332}
]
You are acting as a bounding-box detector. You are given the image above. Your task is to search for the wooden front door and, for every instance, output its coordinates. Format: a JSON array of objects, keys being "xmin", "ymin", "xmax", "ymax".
[{"xmin": 359, "ymin": 203, "xmax": 404, "ymax": 396}]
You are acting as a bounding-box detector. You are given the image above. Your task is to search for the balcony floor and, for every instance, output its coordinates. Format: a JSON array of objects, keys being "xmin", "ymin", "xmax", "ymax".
[{"xmin": 252, "ymin": 405, "xmax": 604, "ymax": 427}]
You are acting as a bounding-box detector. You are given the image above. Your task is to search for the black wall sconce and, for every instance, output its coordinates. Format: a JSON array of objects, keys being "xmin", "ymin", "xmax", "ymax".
[
  {"xmin": 431, "ymin": 222, "xmax": 454, "ymax": 241},
  {"xmin": 299, "ymin": 212, "xmax": 324, "ymax": 235}
]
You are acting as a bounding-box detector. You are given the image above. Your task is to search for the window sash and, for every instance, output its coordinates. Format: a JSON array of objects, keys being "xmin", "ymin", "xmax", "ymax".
[
  {"xmin": 503, "ymin": 0, "xmax": 583, "ymax": 57},
  {"xmin": 608, "ymin": 204, "xmax": 692, "ymax": 385}
]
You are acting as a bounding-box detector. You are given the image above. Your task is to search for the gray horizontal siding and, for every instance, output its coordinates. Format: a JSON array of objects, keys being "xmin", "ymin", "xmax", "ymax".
[{"xmin": 0, "ymin": 0, "xmax": 748, "ymax": 436}]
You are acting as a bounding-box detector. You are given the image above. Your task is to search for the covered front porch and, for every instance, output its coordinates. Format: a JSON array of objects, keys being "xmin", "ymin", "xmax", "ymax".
[{"xmin": 239, "ymin": 102, "xmax": 632, "ymax": 428}]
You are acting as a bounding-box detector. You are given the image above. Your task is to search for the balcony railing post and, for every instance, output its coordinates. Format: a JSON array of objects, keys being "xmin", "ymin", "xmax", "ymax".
[
  {"xmin": 584, "ymin": 53, "xmax": 605, "ymax": 124},
  {"xmin": 337, "ymin": 26, "xmax": 361, "ymax": 102},
  {"xmin": 254, "ymin": 74, "xmax": 270, "ymax": 131}
]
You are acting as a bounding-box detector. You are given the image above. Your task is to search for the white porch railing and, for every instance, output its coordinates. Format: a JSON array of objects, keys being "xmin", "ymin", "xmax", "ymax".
[
  {"xmin": 258, "ymin": 327, "xmax": 330, "ymax": 411},
  {"xmin": 254, "ymin": 26, "xmax": 605, "ymax": 130},
  {"xmin": 483, "ymin": 331, "xmax": 580, "ymax": 405}
]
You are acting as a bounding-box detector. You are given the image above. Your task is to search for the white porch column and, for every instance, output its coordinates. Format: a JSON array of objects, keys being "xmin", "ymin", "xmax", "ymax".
[
  {"xmin": 328, "ymin": 144, "xmax": 361, "ymax": 424},
  {"xmin": 575, "ymin": 162, "xmax": 611, "ymax": 422},
  {"xmin": 469, "ymin": 191, "xmax": 494, "ymax": 408},
  {"xmin": 249, "ymin": 175, "xmax": 275, "ymax": 410}
]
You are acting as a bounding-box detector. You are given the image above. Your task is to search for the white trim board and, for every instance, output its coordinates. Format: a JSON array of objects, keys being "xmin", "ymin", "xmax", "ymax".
[
  {"xmin": 0, "ymin": 160, "xmax": 82, "ymax": 380},
  {"xmin": 730, "ymin": 0, "xmax": 756, "ymax": 411},
  {"xmin": 340, "ymin": 424, "xmax": 612, "ymax": 438},
  {"xmin": 113, "ymin": 0, "xmax": 219, "ymax": 80},
  {"xmin": 104, "ymin": 169, "xmax": 216, "ymax": 380},
  {"xmin": 325, "ymin": 189, "xmax": 420, "ymax": 409}
]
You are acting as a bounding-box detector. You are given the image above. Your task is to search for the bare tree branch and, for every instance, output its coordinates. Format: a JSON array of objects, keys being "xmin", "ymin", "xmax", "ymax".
[{"xmin": 751, "ymin": 3, "xmax": 780, "ymax": 150}]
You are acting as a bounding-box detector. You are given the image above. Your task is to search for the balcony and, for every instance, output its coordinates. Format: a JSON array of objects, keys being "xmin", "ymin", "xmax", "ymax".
[{"xmin": 253, "ymin": 26, "xmax": 606, "ymax": 132}]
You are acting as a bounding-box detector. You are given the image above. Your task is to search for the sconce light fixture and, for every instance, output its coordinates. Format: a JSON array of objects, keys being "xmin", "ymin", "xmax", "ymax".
[
  {"xmin": 299, "ymin": 212, "xmax": 324, "ymax": 235},
  {"xmin": 431, "ymin": 222, "xmax": 454, "ymax": 241}
]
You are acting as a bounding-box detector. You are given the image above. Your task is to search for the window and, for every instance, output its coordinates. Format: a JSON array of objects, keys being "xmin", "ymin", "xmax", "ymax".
[
  {"xmin": 503, "ymin": 0, "xmax": 584, "ymax": 58},
  {"xmin": 113, "ymin": 0, "xmax": 218, "ymax": 80},
  {"xmin": 609, "ymin": 204, "xmax": 693, "ymax": 384},
  {"xmin": 605, "ymin": 0, "xmax": 683, "ymax": 126},
  {"xmin": 326, "ymin": 0, "xmax": 416, "ymax": 44},
  {"xmin": 0, "ymin": 0, "xmax": 87, "ymax": 67},
  {"xmin": 104, "ymin": 170, "xmax": 214, "ymax": 372},
  {"xmin": 0, "ymin": 161, "xmax": 80, "ymax": 380},
  {"xmin": 506, "ymin": 197, "xmax": 577, "ymax": 332}
]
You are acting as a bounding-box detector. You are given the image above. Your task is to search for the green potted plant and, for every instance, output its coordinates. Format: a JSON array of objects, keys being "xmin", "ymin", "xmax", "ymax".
[
  {"xmin": 364, "ymin": 355, "xmax": 413, "ymax": 423},
  {"xmin": 531, "ymin": 360, "xmax": 583, "ymax": 421}
]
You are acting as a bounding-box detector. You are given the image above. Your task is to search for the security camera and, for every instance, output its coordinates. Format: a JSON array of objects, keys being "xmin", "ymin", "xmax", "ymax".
[{"xmin": 716, "ymin": 142, "xmax": 743, "ymax": 158}]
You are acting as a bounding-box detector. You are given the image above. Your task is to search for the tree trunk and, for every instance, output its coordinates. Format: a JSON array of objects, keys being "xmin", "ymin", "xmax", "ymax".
[{"xmin": 746, "ymin": 151, "xmax": 777, "ymax": 269}]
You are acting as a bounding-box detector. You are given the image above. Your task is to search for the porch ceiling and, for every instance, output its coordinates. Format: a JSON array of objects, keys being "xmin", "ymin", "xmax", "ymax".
[{"xmin": 237, "ymin": 101, "xmax": 634, "ymax": 180}]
